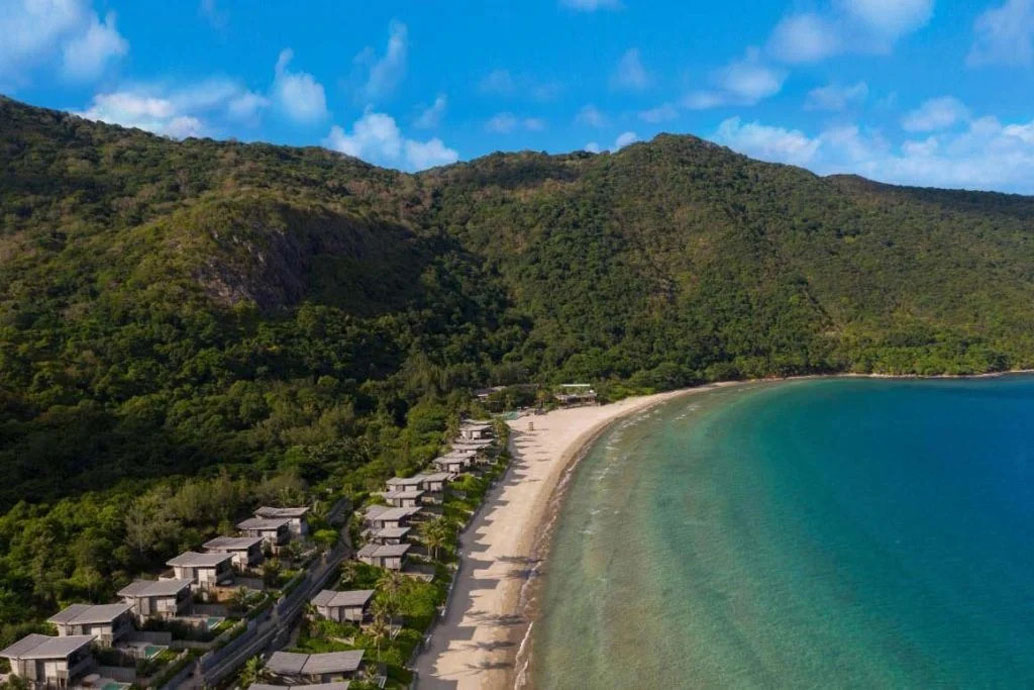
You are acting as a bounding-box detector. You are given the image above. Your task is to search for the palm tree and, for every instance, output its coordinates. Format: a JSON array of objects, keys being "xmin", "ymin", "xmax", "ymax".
[
  {"xmin": 229, "ymin": 586, "xmax": 250, "ymax": 613},
  {"xmin": 377, "ymin": 570, "xmax": 406, "ymax": 607},
  {"xmin": 419, "ymin": 516, "xmax": 451, "ymax": 561},
  {"xmin": 237, "ymin": 655, "xmax": 265, "ymax": 688},
  {"xmin": 339, "ymin": 559, "xmax": 359, "ymax": 587},
  {"xmin": 367, "ymin": 608, "xmax": 390, "ymax": 658}
]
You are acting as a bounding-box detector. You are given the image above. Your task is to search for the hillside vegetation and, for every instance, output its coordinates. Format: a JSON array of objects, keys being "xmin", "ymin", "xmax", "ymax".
[{"xmin": 2, "ymin": 95, "xmax": 1034, "ymax": 637}]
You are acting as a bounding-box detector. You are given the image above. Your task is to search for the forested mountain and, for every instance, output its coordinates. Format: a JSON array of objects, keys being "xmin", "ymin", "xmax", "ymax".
[{"xmin": 2, "ymin": 95, "xmax": 1034, "ymax": 636}]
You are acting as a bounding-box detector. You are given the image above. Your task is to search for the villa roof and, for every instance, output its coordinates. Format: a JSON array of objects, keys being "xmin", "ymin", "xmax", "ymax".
[
  {"xmin": 413, "ymin": 472, "xmax": 452, "ymax": 482},
  {"xmin": 48, "ymin": 603, "xmax": 131, "ymax": 626},
  {"xmin": 203, "ymin": 535, "xmax": 264, "ymax": 551},
  {"xmin": 266, "ymin": 650, "xmax": 365, "ymax": 676},
  {"xmin": 0, "ymin": 634, "xmax": 94, "ymax": 660},
  {"xmin": 251, "ymin": 685, "xmax": 350, "ymax": 690},
  {"xmin": 237, "ymin": 516, "xmax": 291, "ymax": 531},
  {"xmin": 385, "ymin": 476, "xmax": 424, "ymax": 487},
  {"xmin": 460, "ymin": 420, "xmax": 492, "ymax": 430},
  {"xmin": 382, "ymin": 488, "xmax": 424, "ymax": 499},
  {"xmin": 167, "ymin": 551, "xmax": 233, "ymax": 568},
  {"xmin": 311, "ymin": 589, "xmax": 375, "ymax": 608},
  {"xmin": 370, "ymin": 526, "xmax": 411, "ymax": 539},
  {"xmin": 357, "ymin": 543, "xmax": 411, "ymax": 558},
  {"xmin": 118, "ymin": 579, "xmax": 193, "ymax": 598},
  {"xmin": 255, "ymin": 506, "xmax": 310, "ymax": 519},
  {"xmin": 364, "ymin": 506, "xmax": 420, "ymax": 523}
]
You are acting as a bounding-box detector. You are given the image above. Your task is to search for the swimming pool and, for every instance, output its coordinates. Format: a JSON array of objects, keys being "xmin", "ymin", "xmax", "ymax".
[{"xmin": 205, "ymin": 616, "xmax": 224, "ymax": 630}]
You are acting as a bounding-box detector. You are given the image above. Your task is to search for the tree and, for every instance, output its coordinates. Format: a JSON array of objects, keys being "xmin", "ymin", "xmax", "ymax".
[
  {"xmin": 339, "ymin": 560, "xmax": 358, "ymax": 588},
  {"xmin": 261, "ymin": 558, "xmax": 282, "ymax": 588},
  {"xmin": 237, "ymin": 655, "xmax": 266, "ymax": 688},
  {"xmin": 367, "ymin": 607, "xmax": 391, "ymax": 658},
  {"xmin": 312, "ymin": 529, "xmax": 338, "ymax": 555},
  {"xmin": 419, "ymin": 516, "xmax": 451, "ymax": 561},
  {"xmin": 229, "ymin": 586, "xmax": 250, "ymax": 613},
  {"xmin": 377, "ymin": 570, "xmax": 406, "ymax": 609}
]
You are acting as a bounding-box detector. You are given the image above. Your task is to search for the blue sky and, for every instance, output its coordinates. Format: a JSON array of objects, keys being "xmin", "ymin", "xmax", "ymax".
[{"xmin": 3, "ymin": 0, "xmax": 1034, "ymax": 193}]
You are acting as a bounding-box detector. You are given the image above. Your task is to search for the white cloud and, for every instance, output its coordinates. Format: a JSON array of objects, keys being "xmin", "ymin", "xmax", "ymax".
[
  {"xmin": 479, "ymin": 69, "xmax": 562, "ymax": 101},
  {"xmin": 75, "ymin": 79, "xmax": 268, "ymax": 138},
  {"xmin": 273, "ymin": 49, "xmax": 328, "ymax": 124},
  {"xmin": 576, "ymin": 104, "xmax": 608, "ymax": 128},
  {"xmin": 901, "ymin": 97, "xmax": 969, "ymax": 132},
  {"xmin": 805, "ymin": 82, "xmax": 869, "ymax": 111},
  {"xmin": 357, "ymin": 20, "xmax": 407, "ymax": 102},
  {"xmin": 768, "ymin": 0, "xmax": 933, "ymax": 63},
  {"xmin": 486, "ymin": 112, "xmax": 546, "ymax": 133},
  {"xmin": 614, "ymin": 131, "xmax": 638, "ymax": 149},
  {"xmin": 323, "ymin": 110, "xmax": 458, "ymax": 171},
  {"xmin": 60, "ymin": 11, "xmax": 127, "ymax": 81},
  {"xmin": 0, "ymin": 0, "xmax": 128, "ymax": 88},
  {"xmin": 560, "ymin": 0, "xmax": 621, "ymax": 10},
  {"xmin": 611, "ymin": 48, "xmax": 650, "ymax": 91},
  {"xmin": 480, "ymin": 69, "xmax": 516, "ymax": 95},
  {"xmin": 968, "ymin": 0, "xmax": 1034, "ymax": 66},
  {"xmin": 585, "ymin": 142, "xmax": 602, "ymax": 153},
  {"xmin": 685, "ymin": 48, "xmax": 786, "ymax": 109},
  {"xmin": 639, "ymin": 103, "xmax": 679, "ymax": 123},
  {"xmin": 714, "ymin": 113, "xmax": 1034, "ymax": 194},
  {"xmin": 414, "ymin": 94, "xmax": 447, "ymax": 129}
]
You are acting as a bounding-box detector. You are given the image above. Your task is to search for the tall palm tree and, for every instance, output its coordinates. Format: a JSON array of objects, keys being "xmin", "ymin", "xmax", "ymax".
[
  {"xmin": 339, "ymin": 559, "xmax": 359, "ymax": 587},
  {"xmin": 367, "ymin": 609, "xmax": 390, "ymax": 658},
  {"xmin": 419, "ymin": 516, "xmax": 451, "ymax": 561},
  {"xmin": 377, "ymin": 570, "xmax": 406, "ymax": 607}
]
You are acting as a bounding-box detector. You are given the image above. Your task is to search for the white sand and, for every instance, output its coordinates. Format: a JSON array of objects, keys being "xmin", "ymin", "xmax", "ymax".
[{"xmin": 414, "ymin": 386, "xmax": 728, "ymax": 689}]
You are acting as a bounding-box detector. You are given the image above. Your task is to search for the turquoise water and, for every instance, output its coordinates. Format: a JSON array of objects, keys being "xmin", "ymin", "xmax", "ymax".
[{"xmin": 530, "ymin": 377, "xmax": 1034, "ymax": 688}]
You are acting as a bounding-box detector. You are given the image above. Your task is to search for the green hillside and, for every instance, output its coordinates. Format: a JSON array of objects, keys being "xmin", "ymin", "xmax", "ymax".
[{"xmin": 2, "ymin": 95, "xmax": 1034, "ymax": 637}]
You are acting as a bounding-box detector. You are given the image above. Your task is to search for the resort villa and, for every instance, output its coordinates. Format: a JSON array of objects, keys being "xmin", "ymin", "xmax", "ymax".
[
  {"xmin": 311, "ymin": 589, "xmax": 375, "ymax": 623},
  {"xmin": 356, "ymin": 542, "xmax": 411, "ymax": 571},
  {"xmin": 265, "ymin": 650, "xmax": 366, "ymax": 683},
  {"xmin": 166, "ymin": 551, "xmax": 234, "ymax": 589},
  {"xmin": 237, "ymin": 516, "xmax": 291, "ymax": 549},
  {"xmin": 555, "ymin": 383, "xmax": 598, "ymax": 406},
  {"xmin": 433, "ymin": 451, "xmax": 472, "ymax": 474},
  {"xmin": 413, "ymin": 472, "xmax": 451, "ymax": 494},
  {"xmin": 365, "ymin": 525, "xmax": 411, "ymax": 545},
  {"xmin": 250, "ymin": 684, "xmax": 350, "ymax": 690},
  {"xmin": 379, "ymin": 488, "xmax": 424, "ymax": 508},
  {"xmin": 363, "ymin": 505, "xmax": 421, "ymax": 531},
  {"xmin": 458, "ymin": 421, "xmax": 493, "ymax": 441},
  {"xmin": 203, "ymin": 535, "xmax": 265, "ymax": 568},
  {"xmin": 47, "ymin": 603, "xmax": 133, "ymax": 646},
  {"xmin": 118, "ymin": 579, "xmax": 193, "ymax": 622},
  {"xmin": 0, "ymin": 634, "xmax": 95, "ymax": 689},
  {"xmin": 254, "ymin": 506, "xmax": 310, "ymax": 538}
]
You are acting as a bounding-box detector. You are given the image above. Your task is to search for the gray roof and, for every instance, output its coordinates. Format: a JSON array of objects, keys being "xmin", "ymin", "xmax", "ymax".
[
  {"xmin": 266, "ymin": 650, "xmax": 365, "ymax": 676},
  {"xmin": 0, "ymin": 634, "xmax": 94, "ymax": 660},
  {"xmin": 118, "ymin": 579, "xmax": 193, "ymax": 598},
  {"xmin": 413, "ymin": 472, "xmax": 452, "ymax": 483},
  {"xmin": 48, "ymin": 603, "xmax": 131, "ymax": 626},
  {"xmin": 370, "ymin": 526, "xmax": 411, "ymax": 539},
  {"xmin": 204, "ymin": 535, "xmax": 263, "ymax": 551},
  {"xmin": 237, "ymin": 517, "xmax": 291, "ymax": 530},
  {"xmin": 358, "ymin": 543, "xmax": 411, "ymax": 558},
  {"xmin": 364, "ymin": 506, "xmax": 420, "ymax": 523},
  {"xmin": 255, "ymin": 506, "xmax": 310, "ymax": 519},
  {"xmin": 452, "ymin": 438, "xmax": 493, "ymax": 448},
  {"xmin": 385, "ymin": 476, "xmax": 424, "ymax": 488},
  {"xmin": 250, "ymin": 684, "xmax": 349, "ymax": 690},
  {"xmin": 167, "ymin": 551, "xmax": 233, "ymax": 568},
  {"xmin": 460, "ymin": 420, "xmax": 492, "ymax": 429},
  {"xmin": 311, "ymin": 589, "xmax": 375, "ymax": 608},
  {"xmin": 382, "ymin": 488, "xmax": 424, "ymax": 499}
]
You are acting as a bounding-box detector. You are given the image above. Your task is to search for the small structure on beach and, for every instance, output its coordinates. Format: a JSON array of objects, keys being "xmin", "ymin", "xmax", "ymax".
[
  {"xmin": 0, "ymin": 634, "xmax": 95, "ymax": 688},
  {"xmin": 48, "ymin": 603, "xmax": 133, "ymax": 646},
  {"xmin": 311, "ymin": 589, "xmax": 375, "ymax": 623},
  {"xmin": 265, "ymin": 650, "xmax": 365, "ymax": 683},
  {"xmin": 555, "ymin": 383, "xmax": 597, "ymax": 406}
]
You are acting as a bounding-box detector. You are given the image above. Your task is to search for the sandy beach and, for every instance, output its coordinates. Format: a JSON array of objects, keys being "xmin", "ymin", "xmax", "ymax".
[{"xmin": 413, "ymin": 384, "xmax": 734, "ymax": 689}]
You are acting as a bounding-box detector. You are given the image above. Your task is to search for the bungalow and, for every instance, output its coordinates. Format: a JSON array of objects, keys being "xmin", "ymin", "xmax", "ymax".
[
  {"xmin": 254, "ymin": 506, "xmax": 310, "ymax": 538},
  {"xmin": 433, "ymin": 451, "xmax": 473, "ymax": 474},
  {"xmin": 250, "ymin": 685, "xmax": 350, "ymax": 690},
  {"xmin": 357, "ymin": 542, "xmax": 411, "ymax": 571},
  {"xmin": 385, "ymin": 475, "xmax": 424, "ymax": 491},
  {"xmin": 47, "ymin": 603, "xmax": 133, "ymax": 646},
  {"xmin": 0, "ymin": 634, "xmax": 95, "ymax": 689},
  {"xmin": 379, "ymin": 488, "xmax": 424, "ymax": 508},
  {"xmin": 364, "ymin": 526, "xmax": 411, "ymax": 545},
  {"xmin": 265, "ymin": 650, "xmax": 365, "ymax": 683},
  {"xmin": 166, "ymin": 551, "xmax": 234, "ymax": 589},
  {"xmin": 556, "ymin": 383, "xmax": 597, "ymax": 406},
  {"xmin": 311, "ymin": 589, "xmax": 375, "ymax": 623},
  {"xmin": 458, "ymin": 421, "xmax": 493, "ymax": 440},
  {"xmin": 118, "ymin": 579, "xmax": 193, "ymax": 622},
  {"xmin": 413, "ymin": 472, "xmax": 451, "ymax": 494},
  {"xmin": 203, "ymin": 535, "xmax": 265, "ymax": 569},
  {"xmin": 363, "ymin": 506, "xmax": 421, "ymax": 531},
  {"xmin": 237, "ymin": 517, "xmax": 291, "ymax": 549}
]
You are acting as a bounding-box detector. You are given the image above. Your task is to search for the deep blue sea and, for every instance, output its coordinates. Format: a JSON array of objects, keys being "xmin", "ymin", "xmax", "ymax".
[{"xmin": 530, "ymin": 377, "xmax": 1034, "ymax": 688}]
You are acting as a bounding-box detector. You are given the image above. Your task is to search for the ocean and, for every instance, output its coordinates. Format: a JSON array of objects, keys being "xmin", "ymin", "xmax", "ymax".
[{"xmin": 529, "ymin": 376, "xmax": 1034, "ymax": 688}]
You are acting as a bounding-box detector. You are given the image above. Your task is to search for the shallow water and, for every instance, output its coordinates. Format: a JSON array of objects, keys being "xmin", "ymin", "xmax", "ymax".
[{"xmin": 531, "ymin": 377, "xmax": 1034, "ymax": 688}]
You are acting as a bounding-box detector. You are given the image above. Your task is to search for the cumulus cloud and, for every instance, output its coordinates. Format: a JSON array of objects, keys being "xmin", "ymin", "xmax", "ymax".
[
  {"xmin": 356, "ymin": 21, "xmax": 407, "ymax": 102},
  {"xmin": 486, "ymin": 112, "xmax": 546, "ymax": 133},
  {"xmin": 805, "ymin": 82, "xmax": 869, "ymax": 111},
  {"xmin": 901, "ymin": 97, "xmax": 970, "ymax": 132},
  {"xmin": 0, "ymin": 0, "xmax": 128, "ymax": 88},
  {"xmin": 714, "ymin": 113, "xmax": 1034, "ymax": 194},
  {"xmin": 414, "ymin": 94, "xmax": 447, "ymax": 129},
  {"xmin": 611, "ymin": 48, "xmax": 650, "ymax": 91},
  {"xmin": 323, "ymin": 110, "xmax": 458, "ymax": 171},
  {"xmin": 560, "ymin": 0, "xmax": 621, "ymax": 10},
  {"xmin": 768, "ymin": 0, "xmax": 933, "ymax": 63},
  {"xmin": 273, "ymin": 49, "xmax": 328, "ymax": 124},
  {"xmin": 75, "ymin": 79, "xmax": 268, "ymax": 138},
  {"xmin": 639, "ymin": 103, "xmax": 679, "ymax": 123},
  {"xmin": 576, "ymin": 104, "xmax": 608, "ymax": 128},
  {"xmin": 582, "ymin": 132, "xmax": 637, "ymax": 154},
  {"xmin": 968, "ymin": 0, "xmax": 1034, "ymax": 66},
  {"xmin": 479, "ymin": 69, "xmax": 563, "ymax": 101},
  {"xmin": 684, "ymin": 48, "xmax": 786, "ymax": 109}
]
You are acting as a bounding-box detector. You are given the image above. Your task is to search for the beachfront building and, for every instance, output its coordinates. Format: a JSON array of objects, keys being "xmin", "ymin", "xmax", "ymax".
[
  {"xmin": 556, "ymin": 383, "xmax": 597, "ymax": 406},
  {"xmin": 47, "ymin": 604, "xmax": 133, "ymax": 646},
  {"xmin": 0, "ymin": 634, "xmax": 95, "ymax": 688},
  {"xmin": 237, "ymin": 516, "xmax": 291, "ymax": 550},
  {"xmin": 433, "ymin": 451, "xmax": 473, "ymax": 474},
  {"xmin": 414, "ymin": 472, "xmax": 451, "ymax": 494},
  {"xmin": 202, "ymin": 535, "xmax": 265, "ymax": 569},
  {"xmin": 166, "ymin": 551, "xmax": 234, "ymax": 590},
  {"xmin": 379, "ymin": 487, "xmax": 424, "ymax": 508},
  {"xmin": 356, "ymin": 543, "xmax": 411, "ymax": 571},
  {"xmin": 363, "ymin": 505, "xmax": 421, "ymax": 531},
  {"xmin": 458, "ymin": 420, "xmax": 493, "ymax": 441},
  {"xmin": 265, "ymin": 650, "xmax": 365, "ymax": 683},
  {"xmin": 311, "ymin": 589, "xmax": 375, "ymax": 623},
  {"xmin": 384, "ymin": 476, "xmax": 424, "ymax": 492},
  {"xmin": 254, "ymin": 506, "xmax": 310, "ymax": 538},
  {"xmin": 364, "ymin": 525, "xmax": 411, "ymax": 546},
  {"xmin": 118, "ymin": 579, "xmax": 193, "ymax": 622}
]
